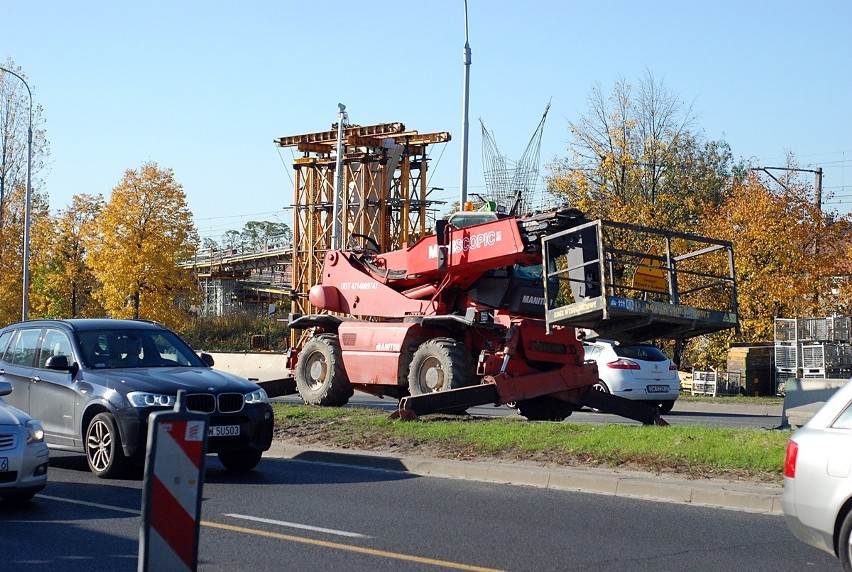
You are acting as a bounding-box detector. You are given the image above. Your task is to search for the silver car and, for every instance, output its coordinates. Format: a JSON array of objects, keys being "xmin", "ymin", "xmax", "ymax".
[
  {"xmin": 783, "ymin": 379, "xmax": 852, "ymax": 568},
  {"xmin": 0, "ymin": 380, "xmax": 49, "ymax": 504}
]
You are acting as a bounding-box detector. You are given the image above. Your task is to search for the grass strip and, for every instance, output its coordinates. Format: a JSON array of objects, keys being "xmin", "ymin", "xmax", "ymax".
[{"xmin": 272, "ymin": 403, "xmax": 790, "ymax": 480}]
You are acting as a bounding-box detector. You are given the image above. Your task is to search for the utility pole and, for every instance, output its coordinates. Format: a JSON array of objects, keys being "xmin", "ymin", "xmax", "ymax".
[
  {"xmin": 332, "ymin": 103, "xmax": 348, "ymax": 250},
  {"xmin": 815, "ymin": 167, "xmax": 823, "ymax": 213}
]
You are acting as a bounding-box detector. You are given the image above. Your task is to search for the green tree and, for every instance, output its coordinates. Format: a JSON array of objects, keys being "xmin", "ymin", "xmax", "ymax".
[
  {"xmin": 85, "ymin": 162, "xmax": 200, "ymax": 329},
  {"xmin": 30, "ymin": 194, "xmax": 105, "ymax": 318},
  {"xmin": 241, "ymin": 220, "xmax": 291, "ymax": 250},
  {"xmin": 211, "ymin": 220, "xmax": 291, "ymax": 253}
]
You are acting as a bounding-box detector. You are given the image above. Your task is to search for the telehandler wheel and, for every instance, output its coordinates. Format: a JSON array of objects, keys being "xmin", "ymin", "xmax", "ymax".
[
  {"xmin": 515, "ymin": 396, "xmax": 574, "ymax": 421},
  {"xmin": 408, "ymin": 338, "xmax": 474, "ymax": 396},
  {"xmin": 295, "ymin": 334, "xmax": 354, "ymax": 406}
]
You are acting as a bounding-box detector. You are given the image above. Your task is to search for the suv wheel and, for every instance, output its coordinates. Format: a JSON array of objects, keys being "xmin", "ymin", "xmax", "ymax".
[{"xmin": 86, "ymin": 412, "xmax": 128, "ymax": 478}]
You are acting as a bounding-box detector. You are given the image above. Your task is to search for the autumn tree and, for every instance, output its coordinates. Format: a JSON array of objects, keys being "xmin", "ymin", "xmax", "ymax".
[
  {"xmin": 547, "ymin": 70, "xmax": 740, "ymax": 231},
  {"xmin": 0, "ymin": 185, "xmax": 50, "ymax": 325},
  {"xmin": 85, "ymin": 162, "xmax": 200, "ymax": 330},
  {"xmin": 29, "ymin": 194, "xmax": 105, "ymax": 318},
  {"xmin": 685, "ymin": 170, "xmax": 851, "ymax": 367},
  {"xmin": 0, "ymin": 60, "xmax": 51, "ymax": 326}
]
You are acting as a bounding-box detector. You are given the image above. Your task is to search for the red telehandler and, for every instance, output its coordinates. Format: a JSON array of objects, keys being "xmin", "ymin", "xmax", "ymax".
[{"xmin": 288, "ymin": 205, "xmax": 738, "ymax": 424}]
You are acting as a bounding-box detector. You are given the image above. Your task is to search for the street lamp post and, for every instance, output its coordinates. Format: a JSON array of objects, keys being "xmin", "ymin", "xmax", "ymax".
[
  {"xmin": 459, "ymin": 0, "xmax": 471, "ymax": 208},
  {"xmin": 0, "ymin": 67, "xmax": 33, "ymax": 321}
]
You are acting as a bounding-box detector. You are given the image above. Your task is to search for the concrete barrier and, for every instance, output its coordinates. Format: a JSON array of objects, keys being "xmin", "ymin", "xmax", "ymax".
[
  {"xmin": 208, "ymin": 352, "xmax": 296, "ymax": 397},
  {"xmin": 782, "ymin": 377, "xmax": 849, "ymax": 428}
]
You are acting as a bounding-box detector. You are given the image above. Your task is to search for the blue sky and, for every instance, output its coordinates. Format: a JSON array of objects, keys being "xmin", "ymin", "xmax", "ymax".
[{"xmin": 4, "ymin": 1, "xmax": 851, "ymax": 245}]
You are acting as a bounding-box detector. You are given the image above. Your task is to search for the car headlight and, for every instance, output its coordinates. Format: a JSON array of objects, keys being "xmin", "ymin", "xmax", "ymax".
[
  {"xmin": 26, "ymin": 419, "xmax": 44, "ymax": 444},
  {"xmin": 245, "ymin": 387, "xmax": 269, "ymax": 404},
  {"xmin": 127, "ymin": 391, "xmax": 176, "ymax": 408}
]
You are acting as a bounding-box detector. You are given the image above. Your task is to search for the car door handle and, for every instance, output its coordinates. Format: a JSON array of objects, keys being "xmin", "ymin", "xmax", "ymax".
[{"xmin": 30, "ymin": 376, "xmax": 41, "ymax": 383}]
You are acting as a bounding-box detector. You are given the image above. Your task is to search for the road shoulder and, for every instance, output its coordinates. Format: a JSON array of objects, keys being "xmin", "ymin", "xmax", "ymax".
[{"xmin": 266, "ymin": 442, "xmax": 783, "ymax": 515}]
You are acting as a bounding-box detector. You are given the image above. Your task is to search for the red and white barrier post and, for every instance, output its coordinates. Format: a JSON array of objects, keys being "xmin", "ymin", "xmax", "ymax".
[{"xmin": 139, "ymin": 390, "xmax": 208, "ymax": 572}]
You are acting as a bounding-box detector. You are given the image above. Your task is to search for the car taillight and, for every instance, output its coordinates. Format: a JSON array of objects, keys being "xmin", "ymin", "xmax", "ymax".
[
  {"xmin": 606, "ymin": 358, "xmax": 640, "ymax": 370},
  {"xmin": 783, "ymin": 440, "xmax": 798, "ymax": 478},
  {"xmin": 669, "ymin": 363, "xmax": 678, "ymax": 371}
]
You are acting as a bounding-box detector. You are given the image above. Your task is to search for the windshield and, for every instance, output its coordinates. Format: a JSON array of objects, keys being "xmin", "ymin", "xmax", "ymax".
[{"xmin": 77, "ymin": 329, "xmax": 206, "ymax": 369}]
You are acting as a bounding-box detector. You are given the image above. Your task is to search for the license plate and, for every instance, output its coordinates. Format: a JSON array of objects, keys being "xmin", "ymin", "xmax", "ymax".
[
  {"xmin": 208, "ymin": 425, "xmax": 240, "ymax": 437},
  {"xmin": 647, "ymin": 385, "xmax": 669, "ymax": 393},
  {"xmin": 0, "ymin": 457, "xmax": 7, "ymax": 471}
]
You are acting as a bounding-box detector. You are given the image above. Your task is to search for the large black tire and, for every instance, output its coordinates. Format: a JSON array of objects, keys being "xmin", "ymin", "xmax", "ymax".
[
  {"xmin": 839, "ymin": 508, "xmax": 852, "ymax": 571},
  {"xmin": 86, "ymin": 412, "xmax": 129, "ymax": 478},
  {"xmin": 516, "ymin": 396, "xmax": 574, "ymax": 421},
  {"xmin": 407, "ymin": 338, "xmax": 474, "ymax": 396},
  {"xmin": 218, "ymin": 449, "xmax": 263, "ymax": 472},
  {"xmin": 295, "ymin": 335, "xmax": 353, "ymax": 406}
]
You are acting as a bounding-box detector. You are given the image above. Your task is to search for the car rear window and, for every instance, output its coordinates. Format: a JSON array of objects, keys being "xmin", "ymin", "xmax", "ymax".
[{"xmin": 613, "ymin": 345, "xmax": 668, "ymax": 362}]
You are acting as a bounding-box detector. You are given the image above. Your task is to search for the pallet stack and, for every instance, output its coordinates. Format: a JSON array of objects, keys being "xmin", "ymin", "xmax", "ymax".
[
  {"xmin": 727, "ymin": 344, "xmax": 774, "ymax": 396},
  {"xmin": 773, "ymin": 316, "xmax": 852, "ymax": 395}
]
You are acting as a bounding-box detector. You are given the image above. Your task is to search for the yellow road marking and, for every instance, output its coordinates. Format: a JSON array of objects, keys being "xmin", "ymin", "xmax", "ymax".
[{"xmin": 202, "ymin": 520, "xmax": 505, "ymax": 572}]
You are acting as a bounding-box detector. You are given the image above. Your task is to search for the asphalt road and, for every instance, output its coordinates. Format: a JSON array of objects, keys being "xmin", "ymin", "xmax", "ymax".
[{"xmin": 1, "ymin": 448, "xmax": 834, "ymax": 572}]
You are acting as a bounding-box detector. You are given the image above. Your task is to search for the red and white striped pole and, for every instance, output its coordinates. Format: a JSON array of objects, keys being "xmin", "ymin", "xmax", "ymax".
[{"xmin": 139, "ymin": 390, "xmax": 208, "ymax": 572}]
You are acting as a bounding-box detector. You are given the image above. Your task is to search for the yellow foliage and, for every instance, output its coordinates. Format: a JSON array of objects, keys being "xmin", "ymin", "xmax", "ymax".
[
  {"xmin": 690, "ymin": 173, "xmax": 852, "ymax": 366},
  {"xmin": 29, "ymin": 194, "xmax": 106, "ymax": 319},
  {"xmin": 84, "ymin": 162, "xmax": 200, "ymax": 330}
]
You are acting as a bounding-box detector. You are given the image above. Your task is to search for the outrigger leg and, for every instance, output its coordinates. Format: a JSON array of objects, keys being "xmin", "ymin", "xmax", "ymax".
[{"xmin": 582, "ymin": 390, "xmax": 669, "ymax": 426}]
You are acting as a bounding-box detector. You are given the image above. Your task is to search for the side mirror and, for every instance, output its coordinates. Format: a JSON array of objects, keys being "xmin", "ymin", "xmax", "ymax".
[
  {"xmin": 200, "ymin": 353, "xmax": 214, "ymax": 367},
  {"xmin": 45, "ymin": 354, "xmax": 79, "ymax": 375},
  {"xmin": 435, "ymin": 219, "xmax": 449, "ymax": 270},
  {"xmin": 0, "ymin": 380, "xmax": 11, "ymax": 397},
  {"xmin": 435, "ymin": 219, "xmax": 448, "ymax": 246}
]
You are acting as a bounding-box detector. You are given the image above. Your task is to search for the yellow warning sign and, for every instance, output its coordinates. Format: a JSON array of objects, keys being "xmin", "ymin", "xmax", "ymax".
[{"xmin": 632, "ymin": 246, "xmax": 668, "ymax": 293}]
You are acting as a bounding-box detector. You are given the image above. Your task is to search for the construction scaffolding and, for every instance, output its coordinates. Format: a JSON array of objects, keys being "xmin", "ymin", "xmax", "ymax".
[
  {"xmin": 276, "ymin": 122, "xmax": 451, "ymax": 323},
  {"xmin": 190, "ymin": 249, "xmax": 292, "ymax": 317}
]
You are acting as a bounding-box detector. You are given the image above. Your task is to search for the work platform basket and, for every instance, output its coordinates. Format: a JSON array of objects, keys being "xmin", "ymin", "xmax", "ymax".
[{"xmin": 541, "ymin": 219, "xmax": 739, "ymax": 343}]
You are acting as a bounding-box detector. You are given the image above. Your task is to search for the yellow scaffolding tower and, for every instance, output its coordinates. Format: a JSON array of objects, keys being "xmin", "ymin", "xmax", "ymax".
[{"xmin": 276, "ymin": 122, "xmax": 451, "ymax": 324}]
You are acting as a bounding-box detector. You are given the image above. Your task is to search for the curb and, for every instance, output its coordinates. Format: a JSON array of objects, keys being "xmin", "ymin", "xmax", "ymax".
[{"xmin": 266, "ymin": 443, "xmax": 783, "ymax": 515}]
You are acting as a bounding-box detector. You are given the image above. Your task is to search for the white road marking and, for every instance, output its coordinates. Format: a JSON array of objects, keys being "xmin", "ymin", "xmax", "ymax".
[
  {"xmin": 37, "ymin": 494, "xmax": 370, "ymax": 540},
  {"xmin": 224, "ymin": 513, "xmax": 370, "ymax": 538},
  {"xmin": 38, "ymin": 494, "xmax": 140, "ymax": 515}
]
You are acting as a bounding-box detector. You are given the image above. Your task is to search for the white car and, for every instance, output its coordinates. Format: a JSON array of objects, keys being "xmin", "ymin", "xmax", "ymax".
[
  {"xmin": 0, "ymin": 380, "xmax": 49, "ymax": 504},
  {"xmin": 583, "ymin": 340, "xmax": 679, "ymax": 413},
  {"xmin": 783, "ymin": 380, "xmax": 852, "ymax": 568}
]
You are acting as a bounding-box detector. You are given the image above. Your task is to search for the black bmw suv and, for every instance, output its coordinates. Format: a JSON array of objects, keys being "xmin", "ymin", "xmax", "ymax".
[{"xmin": 0, "ymin": 319, "xmax": 274, "ymax": 478}]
